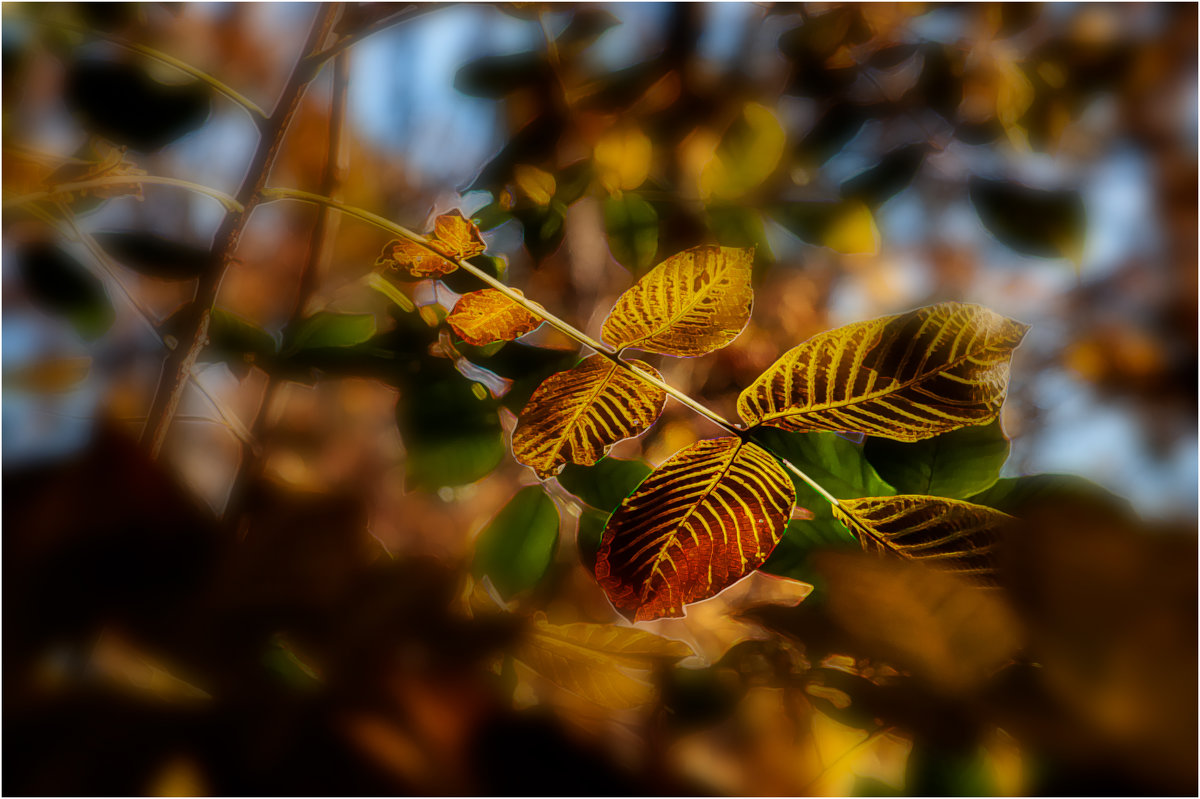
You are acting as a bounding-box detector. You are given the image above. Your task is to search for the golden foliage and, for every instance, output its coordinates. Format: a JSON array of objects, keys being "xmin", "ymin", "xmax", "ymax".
[
  {"xmin": 601, "ymin": 245, "xmax": 753, "ymax": 356},
  {"xmin": 593, "ymin": 126, "xmax": 652, "ymax": 193},
  {"xmin": 699, "ymin": 102, "xmax": 786, "ymax": 200},
  {"xmin": 375, "ymin": 210, "xmax": 486, "ymax": 278},
  {"xmin": 514, "ymin": 164, "xmax": 556, "ymax": 205},
  {"xmin": 512, "ymin": 354, "xmax": 667, "ymax": 478},
  {"xmin": 833, "ymin": 495, "xmax": 1015, "ymax": 585},
  {"xmin": 516, "ymin": 613, "xmax": 693, "ymax": 708},
  {"xmin": 447, "ymin": 288, "xmax": 542, "ymax": 346},
  {"xmin": 738, "ymin": 302, "xmax": 1028, "ymax": 441},
  {"xmin": 596, "ymin": 437, "xmax": 796, "ymax": 621}
]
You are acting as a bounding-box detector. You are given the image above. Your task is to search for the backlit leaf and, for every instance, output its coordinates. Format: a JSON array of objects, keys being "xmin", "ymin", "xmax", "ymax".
[
  {"xmin": 512, "ymin": 354, "xmax": 666, "ymax": 478},
  {"xmin": 771, "ymin": 199, "xmax": 879, "ymax": 254},
  {"xmin": 429, "ymin": 210, "xmax": 487, "ymax": 261},
  {"xmin": 375, "ymin": 237, "xmax": 456, "ymax": 279},
  {"xmin": 473, "ymin": 486, "xmax": 560, "ymax": 599},
  {"xmin": 864, "ymin": 418, "xmax": 1010, "ymax": 499},
  {"xmin": 737, "ymin": 302, "xmax": 1029, "ymax": 441},
  {"xmin": 594, "ymin": 126, "xmax": 652, "ymax": 193},
  {"xmin": 514, "ymin": 164, "xmax": 556, "ymax": 206},
  {"xmin": 700, "ymin": 102, "xmax": 786, "ymax": 200},
  {"xmin": 601, "ymin": 245, "xmax": 753, "ymax": 356},
  {"xmin": 834, "ymin": 495, "xmax": 1015, "ymax": 585},
  {"xmin": 447, "ymin": 288, "xmax": 542, "ymax": 346},
  {"xmin": 517, "ymin": 614, "xmax": 693, "ymax": 708},
  {"xmin": 968, "ymin": 176, "xmax": 1086, "ymax": 264},
  {"xmin": 603, "ymin": 192, "xmax": 658, "ymax": 271},
  {"xmin": 595, "ymin": 437, "xmax": 796, "ymax": 621}
]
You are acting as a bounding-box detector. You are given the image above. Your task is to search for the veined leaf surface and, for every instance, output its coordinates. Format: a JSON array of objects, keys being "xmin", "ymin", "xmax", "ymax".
[
  {"xmin": 375, "ymin": 210, "xmax": 486, "ymax": 279},
  {"xmin": 834, "ymin": 495, "xmax": 1015, "ymax": 585},
  {"xmin": 512, "ymin": 354, "xmax": 666, "ymax": 478},
  {"xmin": 429, "ymin": 209, "xmax": 487, "ymax": 260},
  {"xmin": 447, "ymin": 288, "xmax": 542, "ymax": 346},
  {"xmin": 596, "ymin": 437, "xmax": 796, "ymax": 621},
  {"xmin": 738, "ymin": 302, "xmax": 1028, "ymax": 441},
  {"xmin": 601, "ymin": 245, "xmax": 753, "ymax": 356},
  {"xmin": 376, "ymin": 237, "xmax": 456, "ymax": 278},
  {"xmin": 518, "ymin": 614, "xmax": 693, "ymax": 707}
]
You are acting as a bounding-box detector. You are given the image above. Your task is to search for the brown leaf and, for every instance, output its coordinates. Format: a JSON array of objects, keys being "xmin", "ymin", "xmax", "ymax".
[{"xmin": 447, "ymin": 289, "xmax": 542, "ymax": 346}]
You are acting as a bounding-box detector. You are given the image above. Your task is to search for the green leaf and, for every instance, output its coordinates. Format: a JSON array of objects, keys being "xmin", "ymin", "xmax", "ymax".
[
  {"xmin": 839, "ymin": 143, "xmax": 927, "ymax": 208},
  {"xmin": 968, "ymin": 176, "xmax": 1086, "ymax": 263},
  {"xmin": 515, "ymin": 202, "xmax": 567, "ymax": 264},
  {"xmin": 454, "ymin": 52, "xmax": 552, "ymax": 99},
  {"xmin": 554, "ymin": 159, "xmax": 593, "ymax": 205},
  {"xmin": 17, "ymin": 240, "xmax": 114, "ymax": 340},
  {"xmin": 752, "ymin": 429, "xmax": 894, "ymax": 581},
  {"xmin": 473, "ymin": 485, "xmax": 560, "ymax": 599},
  {"xmin": 603, "ymin": 193, "xmax": 658, "ymax": 271},
  {"xmin": 967, "ymin": 473, "xmax": 1132, "ymax": 518},
  {"xmin": 707, "ymin": 205, "xmax": 775, "ymax": 270},
  {"xmin": 286, "ymin": 312, "xmax": 376, "ymax": 353},
  {"xmin": 576, "ymin": 507, "xmax": 609, "ymax": 572},
  {"xmin": 864, "ymin": 419, "xmax": 1010, "ymax": 499},
  {"xmin": 557, "ymin": 457, "xmax": 652, "ymax": 513},
  {"xmin": 93, "ymin": 231, "xmax": 212, "ymax": 280},
  {"xmin": 397, "ymin": 368, "xmax": 505, "ymax": 490},
  {"xmin": 470, "ymin": 201, "xmax": 514, "ymax": 232},
  {"xmin": 209, "ymin": 308, "xmax": 279, "ymax": 360}
]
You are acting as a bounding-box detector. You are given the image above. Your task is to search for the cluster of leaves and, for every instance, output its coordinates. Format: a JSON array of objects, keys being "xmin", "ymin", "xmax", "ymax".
[{"xmin": 454, "ymin": 4, "xmax": 1094, "ymax": 275}]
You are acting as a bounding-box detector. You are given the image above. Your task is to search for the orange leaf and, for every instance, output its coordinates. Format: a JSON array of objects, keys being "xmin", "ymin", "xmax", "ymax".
[
  {"xmin": 429, "ymin": 210, "xmax": 486, "ymax": 261},
  {"xmin": 375, "ymin": 237, "xmax": 457, "ymax": 278},
  {"xmin": 447, "ymin": 289, "xmax": 542, "ymax": 346}
]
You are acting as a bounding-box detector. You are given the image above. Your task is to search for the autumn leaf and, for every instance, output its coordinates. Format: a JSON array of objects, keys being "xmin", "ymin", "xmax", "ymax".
[
  {"xmin": 512, "ymin": 354, "xmax": 666, "ymax": 478},
  {"xmin": 513, "ymin": 164, "xmax": 556, "ymax": 206},
  {"xmin": 593, "ymin": 126, "xmax": 652, "ymax": 193},
  {"xmin": 429, "ymin": 209, "xmax": 487, "ymax": 261},
  {"xmin": 595, "ymin": 437, "xmax": 796, "ymax": 622},
  {"xmin": 517, "ymin": 613, "xmax": 693, "ymax": 708},
  {"xmin": 699, "ymin": 101, "xmax": 786, "ymax": 200},
  {"xmin": 375, "ymin": 237, "xmax": 457, "ymax": 278},
  {"xmin": 834, "ymin": 495, "xmax": 1015, "ymax": 585},
  {"xmin": 601, "ymin": 245, "xmax": 753, "ymax": 356},
  {"xmin": 738, "ymin": 302, "xmax": 1028, "ymax": 441},
  {"xmin": 447, "ymin": 288, "xmax": 542, "ymax": 346}
]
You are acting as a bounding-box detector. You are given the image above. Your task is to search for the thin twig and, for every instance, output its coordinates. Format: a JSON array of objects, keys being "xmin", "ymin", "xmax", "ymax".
[
  {"xmin": 5, "ymin": 175, "xmax": 243, "ymax": 213},
  {"xmin": 307, "ymin": 4, "xmax": 447, "ymax": 66},
  {"xmin": 139, "ymin": 3, "xmax": 341, "ymax": 459}
]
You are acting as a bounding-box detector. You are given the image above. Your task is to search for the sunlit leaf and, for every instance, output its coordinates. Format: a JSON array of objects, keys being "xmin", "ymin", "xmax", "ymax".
[
  {"xmin": 429, "ymin": 210, "xmax": 487, "ymax": 261},
  {"xmin": 557, "ymin": 457, "xmax": 652, "ymax": 513},
  {"xmin": 700, "ymin": 102, "xmax": 786, "ymax": 200},
  {"xmin": 517, "ymin": 613, "xmax": 692, "ymax": 707},
  {"xmin": 738, "ymin": 302, "xmax": 1029, "ymax": 441},
  {"xmin": 514, "ymin": 164, "xmax": 556, "ymax": 206},
  {"xmin": 473, "ymin": 486, "xmax": 560, "ymax": 599},
  {"xmin": 834, "ymin": 495, "xmax": 1015, "ymax": 585},
  {"xmin": 968, "ymin": 176, "xmax": 1086, "ymax": 264},
  {"xmin": 595, "ymin": 437, "xmax": 796, "ymax": 621},
  {"xmin": 594, "ymin": 126, "xmax": 652, "ymax": 193},
  {"xmin": 601, "ymin": 245, "xmax": 753, "ymax": 356},
  {"xmin": 375, "ymin": 237, "xmax": 456, "ymax": 279},
  {"xmin": 603, "ymin": 192, "xmax": 658, "ymax": 271},
  {"xmin": 447, "ymin": 288, "xmax": 542, "ymax": 346},
  {"xmin": 771, "ymin": 199, "xmax": 879, "ymax": 254},
  {"xmin": 17, "ymin": 240, "xmax": 114, "ymax": 340},
  {"xmin": 864, "ymin": 419, "xmax": 1010, "ymax": 499},
  {"xmin": 512, "ymin": 354, "xmax": 666, "ymax": 479}
]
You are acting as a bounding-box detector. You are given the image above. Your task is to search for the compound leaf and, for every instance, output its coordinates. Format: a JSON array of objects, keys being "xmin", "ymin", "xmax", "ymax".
[
  {"xmin": 738, "ymin": 302, "xmax": 1028, "ymax": 441},
  {"xmin": 596, "ymin": 437, "xmax": 796, "ymax": 621},
  {"xmin": 864, "ymin": 418, "xmax": 1010, "ymax": 499},
  {"xmin": 601, "ymin": 245, "xmax": 753, "ymax": 356},
  {"xmin": 512, "ymin": 355, "xmax": 666, "ymax": 479}
]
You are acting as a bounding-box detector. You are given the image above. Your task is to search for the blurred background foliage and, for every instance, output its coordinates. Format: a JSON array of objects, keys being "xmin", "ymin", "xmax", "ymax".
[{"xmin": 2, "ymin": 2, "xmax": 1196, "ymax": 796}]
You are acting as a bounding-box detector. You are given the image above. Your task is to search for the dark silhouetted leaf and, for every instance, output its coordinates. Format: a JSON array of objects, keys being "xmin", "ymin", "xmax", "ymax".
[
  {"xmin": 64, "ymin": 59, "xmax": 211, "ymax": 151},
  {"xmin": 93, "ymin": 231, "xmax": 212, "ymax": 280},
  {"xmin": 473, "ymin": 485, "xmax": 560, "ymax": 599},
  {"xmin": 515, "ymin": 201, "xmax": 567, "ymax": 264},
  {"xmin": 968, "ymin": 176, "xmax": 1086, "ymax": 262},
  {"xmin": 454, "ymin": 52, "xmax": 553, "ymax": 99},
  {"xmin": 17, "ymin": 240, "xmax": 114, "ymax": 340},
  {"xmin": 556, "ymin": 8, "xmax": 620, "ymax": 53},
  {"xmin": 840, "ymin": 143, "xmax": 927, "ymax": 208},
  {"xmin": 794, "ymin": 103, "xmax": 867, "ymax": 167},
  {"xmin": 770, "ymin": 199, "xmax": 879, "ymax": 254},
  {"xmin": 208, "ymin": 308, "xmax": 278, "ymax": 361},
  {"xmin": 864, "ymin": 419, "xmax": 1010, "ymax": 499},
  {"xmin": 397, "ymin": 369, "xmax": 505, "ymax": 490}
]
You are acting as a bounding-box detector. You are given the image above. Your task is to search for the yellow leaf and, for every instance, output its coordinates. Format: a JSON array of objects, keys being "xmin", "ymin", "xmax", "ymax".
[
  {"xmin": 447, "ymin": 288, "xmax": 542, "ymax": 346},
  {"xmin": 517, "ymin": 613, "xmax": 693, "ymax": 708},
  {"xmin": 514, "ymin": 164, "xmax": 557, "ymax": 206},
  {"xmin": 824, "ymin": 200, "xmax": 879, "ymax": 255},
  {"xmin": 512, "ymin": 354, "xmax": 666, "ymax": 478},
  {"xmin": 596, "ymin": 437, "xmax": 796, "ymax": 622},
  {"xmin": 594, "ymin": 126, "xmax": 653, "ymax": 193},
  {"xmin": 737, "ymin": 302, "xmax": 1029, "ymax": 441},
  {"xmin": 375, "ymin": 237, "xmax": 457, "ymax": 278},
  {"xmin": 429, "ymin": 209, "xmax": 487, "ymax": 261},
  {"xmin": 699, "ymin": 102, "xmax": 786, "ymax": 200},
  {"xmin": 601, "ymin": 244, "xmax": 753, "ymax": 356},
  {"xmin": 834, "ymin": 495, "xmax": 1015, "ymax": 585}
]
